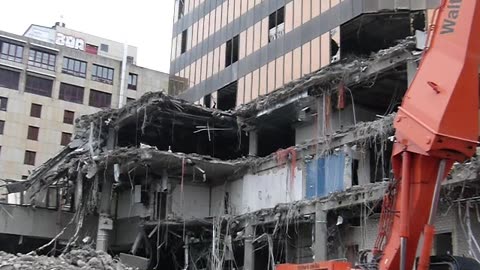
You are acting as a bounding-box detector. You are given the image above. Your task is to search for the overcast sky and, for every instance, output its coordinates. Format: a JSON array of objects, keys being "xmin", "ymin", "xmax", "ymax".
[{"xmin": 0, "ymin": 0, "xmax": 174, "ymax": 73}]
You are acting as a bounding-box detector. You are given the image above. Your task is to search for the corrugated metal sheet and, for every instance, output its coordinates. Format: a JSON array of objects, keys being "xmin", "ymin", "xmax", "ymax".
[{"xmin": 306, "ymin": 152, "xmax": 346, "ymax": 199}]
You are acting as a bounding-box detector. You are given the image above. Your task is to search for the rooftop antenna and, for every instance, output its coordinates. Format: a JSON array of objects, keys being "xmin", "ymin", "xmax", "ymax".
[{"xmin": 55, "ymin": 14, "xmax": 66, "ymax": 28}]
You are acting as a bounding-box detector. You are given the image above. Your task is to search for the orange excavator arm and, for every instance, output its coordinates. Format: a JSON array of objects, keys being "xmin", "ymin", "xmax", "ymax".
[{"xmin": 381, "ymin": 0, "xmax": 480, "ymax": 269}]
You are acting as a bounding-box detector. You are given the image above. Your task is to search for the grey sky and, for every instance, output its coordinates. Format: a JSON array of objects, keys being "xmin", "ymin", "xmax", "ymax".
[{"xmin": 0, "ymin": 0, "xmax": 174, "ymax": 73}]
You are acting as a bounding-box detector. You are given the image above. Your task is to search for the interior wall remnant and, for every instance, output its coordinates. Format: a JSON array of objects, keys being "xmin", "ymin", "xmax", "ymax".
[
  {"xmin": 211, "ymin": 166, "xmax": 304, "ymax": 215},
  {"xmin": 171, "ymin": 184, "xmax": 210, "ymax": 219}
]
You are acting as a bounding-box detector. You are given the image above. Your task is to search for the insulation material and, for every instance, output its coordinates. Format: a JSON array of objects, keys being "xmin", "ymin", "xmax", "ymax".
[{"xmin": 306, "ymin": 152, "xmax": 346, "ymax": 199}]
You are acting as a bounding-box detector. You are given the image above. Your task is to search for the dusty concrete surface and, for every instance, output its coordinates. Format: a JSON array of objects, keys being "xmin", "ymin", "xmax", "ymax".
[{"xmin": 0, "ymin": 248, "xmax": 133, "ymax": 270}]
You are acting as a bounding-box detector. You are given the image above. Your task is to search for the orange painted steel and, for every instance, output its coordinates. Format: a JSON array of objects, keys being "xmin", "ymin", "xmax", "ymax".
[
  {"xmin": 276, "ymin": 262, "xmax": 351, "ymax": 270},
  {"xmin": 381, "ymin": 0, "xmax": 480, "ymax": 269}
]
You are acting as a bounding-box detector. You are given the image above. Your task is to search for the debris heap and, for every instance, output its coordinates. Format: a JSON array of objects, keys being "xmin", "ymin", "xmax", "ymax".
[{"xmin": 0, "ymin": 248, "xmax": 133, "ymax": 270}]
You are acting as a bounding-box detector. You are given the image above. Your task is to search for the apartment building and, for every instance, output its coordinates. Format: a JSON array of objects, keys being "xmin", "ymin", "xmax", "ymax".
[
  {"xmin": 0, "ymin": 23, "xmax": 186, "ymax": 191},
  {"xmin": 170, "ymin": 0, "xmax": 438, "ymax": 109}
]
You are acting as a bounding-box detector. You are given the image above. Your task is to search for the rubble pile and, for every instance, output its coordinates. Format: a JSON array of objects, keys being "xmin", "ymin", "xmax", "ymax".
[{"xmin": 0, "ymin": 248, "xmax": 133, "ymax": 270}]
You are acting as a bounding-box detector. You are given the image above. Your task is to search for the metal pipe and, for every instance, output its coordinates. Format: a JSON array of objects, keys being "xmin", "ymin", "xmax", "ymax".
[
  {"xmin": 400, "ymin": 151, "xmax": 412, "ymax": 270},
  {"xmin": 400, "ymin": 238, "xmax": 407, "ymax": 270},
  {"xmin": 429, "ymin": 160, "xmax": 446, "ymax": 224}
]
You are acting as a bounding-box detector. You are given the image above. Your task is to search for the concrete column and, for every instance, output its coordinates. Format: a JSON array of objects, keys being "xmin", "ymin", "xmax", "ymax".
[
  {"xmin": 248, "ymin": 131, "xmax": 258, "ymax": 156},
  {"xmin": 407, "ymin": 60, "xmax": 418, "ymax": 87},
  {"xmin": 244, "ymin": 223, "xmax": 255, "ymax": 270},
  {"xmin": 314, "ymin": 203, "xmax": 328, "ymax": 262},
  {"xmin": 96, "ymin": 175, "xmax": 114, "ymax": 252}
]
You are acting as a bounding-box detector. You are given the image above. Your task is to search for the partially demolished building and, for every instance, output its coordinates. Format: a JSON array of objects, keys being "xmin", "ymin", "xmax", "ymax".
[{"xmin": 1, "ymin": 2, "xmax": 480, "ymax": 270}]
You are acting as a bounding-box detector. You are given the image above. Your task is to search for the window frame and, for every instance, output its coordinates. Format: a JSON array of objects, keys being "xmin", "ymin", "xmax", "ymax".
[
  {"xmin": 60, "ymin": 132, "xmax": 72, "ymax": 146},
  {"xmin": 0, "ymin": 41, "xmax": 24, "ymax": 63},
  {"xmin": 30, "ymin": 103, "xmax": 42, "ymax": 118},
  {"xmin": 128, "ymin": 73, "xmax": 138, "ymax": 90},
  {"xmin": 24, "ymin": 150, "xmax": 36, "ymax": 166},
  {"xmin": 181, "ymin": 30, "xmax": 188, "ymax": 54},
  {"xmin": 59, "ymin": 83, "xmax": 85, "ymax": 104},
  {"xmin": 63, "ymin": 110, "xmax": 75, "ymax": 124},
  {"xmin": 268, "ymin": 7, "xmax": 286, "ymax": 42},
  {"xmin": 89, "ymin": 89, "xmax": 112, "ymax": 108},
  {"xmin": 225, "ymin": 35, "xmax": 239, "ymax": 67},
  {"xmin": 0, "ymin": 97, "xmax": 7, "ymax": 111},
  {"xmin": 62, "ymin": 57, "xmax": 87, "ymax": 78},
  {"xmin": 25, "ymin": 75, "xmax": 53, "ymax": 97},
  {"xmin": 27, "ymin": 126, "xmax": 39, "ymax": 141},
  {"xmin": 0, "ymin": 120, "xmax": 4, "ymax": 135},
  {"xmin": 0, "ymin": 68, "xmax": 21, "ymax": 90},
  {"xmin": 91, "ymin": 64, "xmax": 114, "ymax": 85},
  {"xmin": 28, "ymin": 49, "xmax": 56, "ymax": 71}
]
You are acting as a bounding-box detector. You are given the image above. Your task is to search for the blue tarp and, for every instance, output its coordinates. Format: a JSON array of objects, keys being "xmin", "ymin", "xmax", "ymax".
[{"xmin": 306, "ymin": 152, "xmax": 345, "ymax": 199}]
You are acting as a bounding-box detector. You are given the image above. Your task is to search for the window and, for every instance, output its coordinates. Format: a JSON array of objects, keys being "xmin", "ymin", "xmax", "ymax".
[
  {"xmin": 92, "ymin": 64, "xmax": 114, "ymax": 84},
  {"xmin": 0, "ymin": 120, "xmax": 4, "ymax": 134},
  {"xmin": 63, "ymin": 110, "xmax": 74, "ymax": 124},
  {"xmin": 85, "ymin": 44, "xmax": 98, "ymax": 55},
  {"xmin": 30, "ymin": 103, "xmax": 42, "ymax": 118},
  {"xmin": 217, "ymin": 81, "xmax": 237, "ymax": 110},
  {"xmin": 268, "ymin": 7, "xmax": 285, "ymax": 42},
  {"xmin": 181, "ymin": 30, "xmax": 188, "ymax": 54},
  {"xmin": 178, "ymin": 0, "xmax": 185, "ymax": 19},
  {"xmin": 59, "ymin": 83, "xmax": 84, "ymax": 104},
  {"xmin": 100, "ymin": 43, "xmax": 109, "ymax": 52},
  {"xmin": 0, "ymin": 97, "xmax": 7, "ymax": 111},
  {"xmin": 225, "ymin": 35, "xmax": 239, "ymax": 67},
  {"xmin": 0, "ymin": 41, "xmax": 23, "ymax": 62},
  {"xmin": 89, "ymin": 89, "xmax": 112, "ymax": 108},
  {"xmin": 25, "ymin": 75, "xmax": 53, "ymax": 97},
  {"xmin": 204, "ymin": 94, "xmax": 211, "ymax": 108},
  {"xmin": 62, "ymin": 57, "xmax": 87, "ymax": 77},
  {"xmin": 28, "ymin": 49, "xmax": 56, "ymax": 71},
  {"xmin": 27, "ymin": 126, "xmax": 39, "ymax": 141},
  {"xmin": 128, "ymin": 73, "xmax": 138, "ymax": 90},
  {"xmin": 127, "ymin": 97, "xmax": 135, "ymax": 103},
  {"xmin": 24, "ymin": 150, "xmax": 36, "ymax": 166},
  {"xmin": 0, "ymin": 68, "xmax": 20, "ymax": 90},
  {"xmin": 61, "ymin": 132, "xmax": 72, "ymax": 146}
]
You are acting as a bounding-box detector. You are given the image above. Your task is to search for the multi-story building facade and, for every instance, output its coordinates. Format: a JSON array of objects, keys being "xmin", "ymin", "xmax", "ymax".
[
  {"xmin": 0, "ymin": 23, "xmax": 186, "ymax": 193},
  {"xmin": 170, "ymin": 0, "xmax": 437, "ymax": 109}
]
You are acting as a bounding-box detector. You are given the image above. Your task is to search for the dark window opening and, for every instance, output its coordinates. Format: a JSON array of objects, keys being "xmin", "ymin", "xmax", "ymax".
[
  {"xmin": 0, "ymin": 41, "xmax": 23, "ymax": 62},
  {"xmin": 369, "ymin": 141, "xmax": 393, "ymax": 183},
  {"xmin": 127, "ymin": 97, "xmax": 135, "ymax": 103},
  {"xmin": 25, "ymin": 75, "xmax": 53, "ymax": 97},
  {"xmin": 0, "ymin": 120, "xmax": 4, "ymax": 134},
  {"xmin": 89, "ymin": 89, "xmax": 112, "ymax": 108},
  {"xmin": 0, "ymin": 68, "xmax": 20, "ymax": 90},
  {"xmin": 128, "ymin": 73, "xmax": 138, "ymax": 90},
  {"xmin": 225, "ymin": 35, "xmax": 239, "ymax": 67},
  {"xmin": 352, "ymin": 159, "xmax": 359, "ymax": 186},
  {"xmin": 178, "ymin": 0, "xmax": 185, "ymax": 19},
  {"xmin": 154, "ymin": 192, "xmax": 167, "ymax": 220},
  {"xmin": 28, "ymin": 49, "xmax": 56, "ymax": 71},
  {"xmin": 59, "ymin": 83, "xmax": 84, "ymax": 104},
  {"xmin": 100, "ymin": 43, "xmax": 109, "ymax": 52},
  {"xmin": 92, "ymin": 64, "xmax": 114, "ymax": 84},
  {"xmin": 61, "ymin": 132, "xmax": 72, "ymax": 146},
  {"xmin": 224, "ymin": 192, "xmax": 230, "ymax": 214},
  {"xmin": 340, "ymin": 12, "xmax": 420, "ymax": 58},
  {"xmin": 62, "ymin": 57, "xmax": 87, "ymax": 78},
  {"xmin": 0, "ymin": 97, "xmax": 7, "ymax": 111},
  {"xmin": 30, "ymin": 103, "xmax": 42, "ymax": 118},
  {"xmin": 181, "ymin": 30, "xmax": 188, "ymax": 54},
  {"xmin": 63, "ymin": 110, "xmax": 74, "ymax": 124},
  {"xmin": 217, "ymin": 81, "xmax": 237, "ymax": 111},
  {"xmin": 204, "ymin": 94, "xmax": 211, "ymax": 108},
  {"xmin": 24, "ymin": 150, "xmax": 36, "ymax": 166},
  {"xmin": 268, "ymin": 7, "xmax": 285, "ymax": 42},
  {"xmin": 257, "ymin": 125, "xmax": 295, "ymax": 157},
  {"xmin": 434, "ymin": 233, "xmax": 453, "ymax": 256},
  {"xmin": 27, "ymin": 126, "xmax": 39, "ymax": 141}
]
